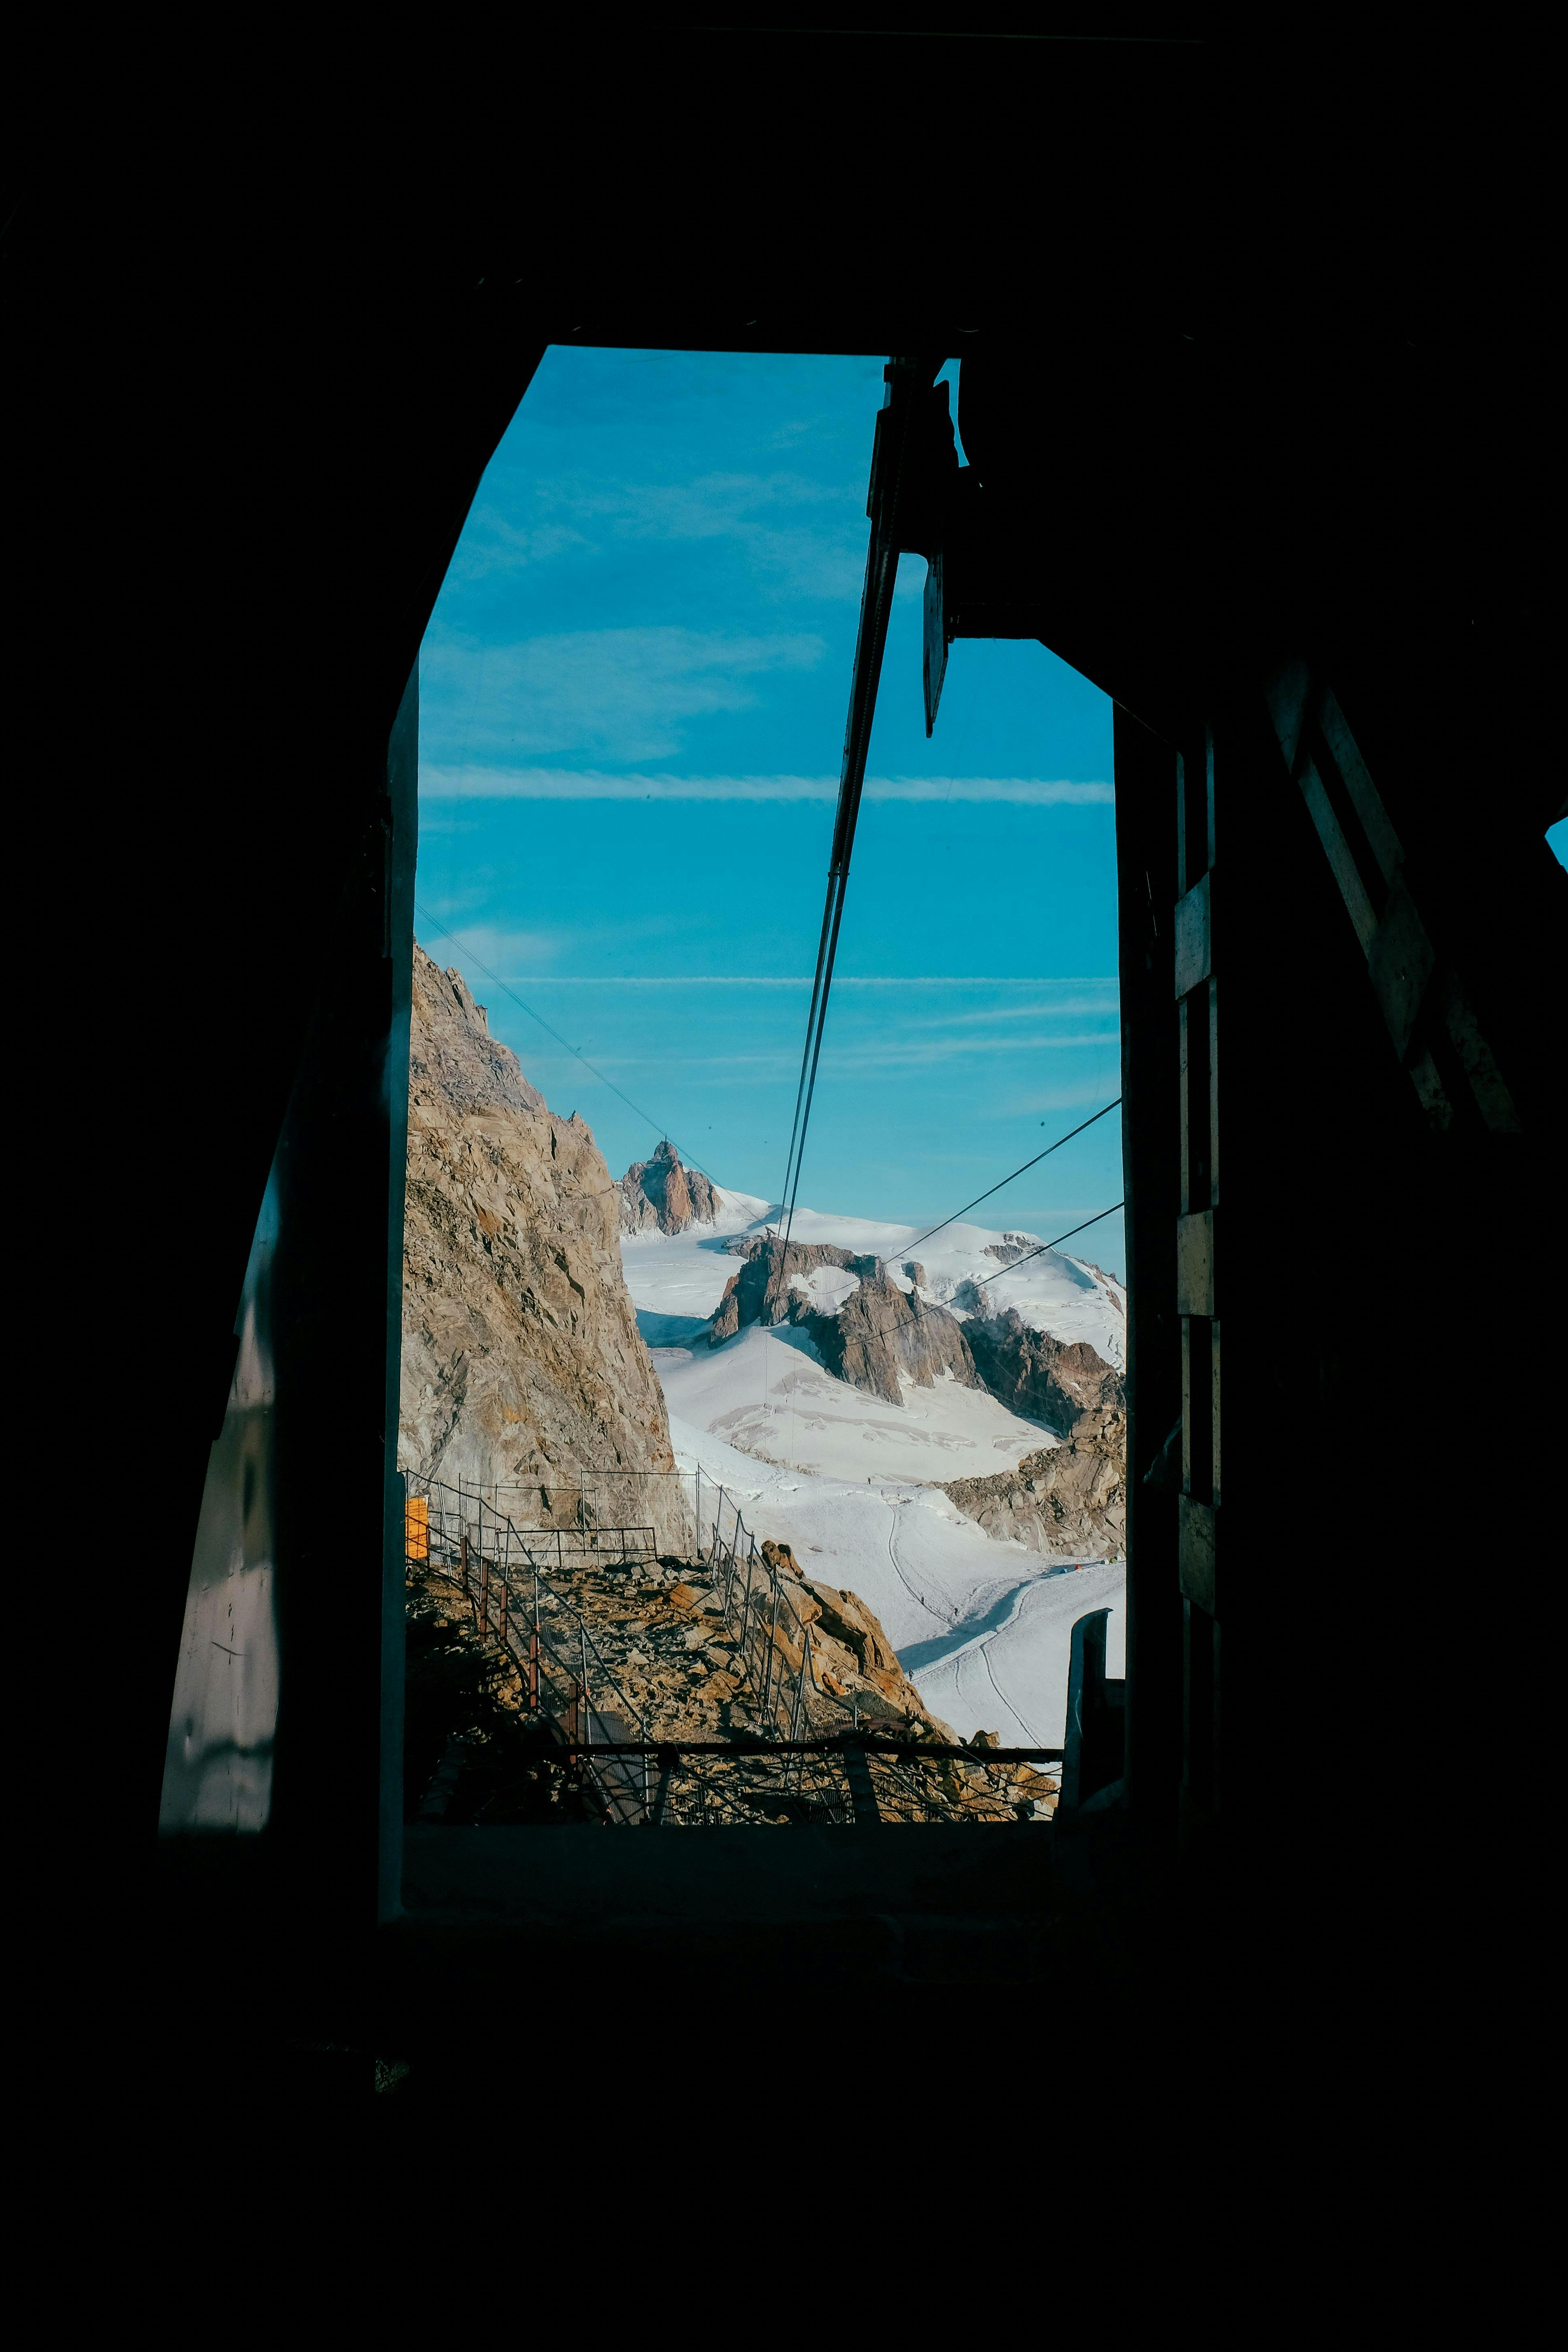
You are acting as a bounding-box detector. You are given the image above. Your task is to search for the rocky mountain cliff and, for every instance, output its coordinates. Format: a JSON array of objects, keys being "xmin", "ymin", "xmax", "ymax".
[
  {"xmin": 399, "ymin": 946, "xmax": 692, "ymax": 1555},
  {"xmin": 939, "ymin": 1433, "xmax": 1126, "ymax": 1559},
  {"xmin": 694, "ymin": 1226, "xmax": 1128, "ymax": 1559},
  {"xmin": 708, "ymin": 1235, "xmax": 981, "ymax": 1405},
  {"xmin": 960, "ymin": 1308, "xmax": 1126, "ymax": 1444},
  {"xmin": 618, "ymin": 1139, "xmax": 718, "ymax": 1235}
]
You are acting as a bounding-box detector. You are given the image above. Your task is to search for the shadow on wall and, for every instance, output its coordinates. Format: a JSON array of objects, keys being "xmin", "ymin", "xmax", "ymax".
[{"xmin": 159, "ymin": 1166, "xmax": 281, "ymax": 1832}]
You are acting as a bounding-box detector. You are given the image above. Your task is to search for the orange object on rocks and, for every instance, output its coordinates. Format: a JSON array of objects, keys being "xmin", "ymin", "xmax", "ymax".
[{"xmin": 405, "ymin": 1493, "xmax": 429, "ymax": 1564}]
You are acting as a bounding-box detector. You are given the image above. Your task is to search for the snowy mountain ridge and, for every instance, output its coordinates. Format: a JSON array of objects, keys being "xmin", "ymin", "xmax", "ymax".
[
  {"xmin": 617, "ymin": 1141, "xmax": 1127, "ymax": 1745},
  {"xmin": 617, "ymin": 1141, "xmax": 1126, "ymax": 1368}
]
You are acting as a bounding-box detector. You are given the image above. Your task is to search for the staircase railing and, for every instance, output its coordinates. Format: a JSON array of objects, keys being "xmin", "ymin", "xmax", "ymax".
[
  {"xmin": 405, "ymin": 1473, "xmax": 681, "ymax": 1822},
  {"xmin": 695, "ymin": 1479, "xmax": 867, "ymax": 1751},
  {"xmin": 402, "ymin": 1471, "xmax": 1063, "ymax": 1826}
]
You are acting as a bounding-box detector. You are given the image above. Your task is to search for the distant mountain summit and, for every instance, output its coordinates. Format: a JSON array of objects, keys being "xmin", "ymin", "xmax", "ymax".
[
  {"xmin": 709, "ymin": 1233, "xmax": 981, "ymax": 1405},
  {"xmin": 618, "ymin": 1139, "xmax": 718, "ymax": 1236}
]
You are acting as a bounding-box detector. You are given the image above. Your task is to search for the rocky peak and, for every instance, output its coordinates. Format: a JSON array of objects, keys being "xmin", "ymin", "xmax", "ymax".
[
  {"xmin": 707, "ymin": 1234, "xmax": 980, "ymax": 1407},
  {"xmin": 982, "ymin": 1232, "xmax": 1041, "ymax": 1269},
  {"xmin": 619, "ymin": 1138, "xmax": 719, "ymax": 1235},
  {"xmin": 711, "ymin": 1235, "xmax": 872, "ymax": 1332},
  {"xmin": 418, "ymin": 959, "xmax": 547, "ymax": 1120}
]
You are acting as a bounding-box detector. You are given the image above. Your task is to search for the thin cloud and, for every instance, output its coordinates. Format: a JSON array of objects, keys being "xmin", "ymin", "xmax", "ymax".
[
  {"xmin": 446, "ymin": 517, "xmax": 596, "ymax": 582},
  {"xmin": 421, "ymin": 766, "xmax": 1114, "ymax": 805},
  {"xmin": 538, "ymin": 471, "xmax": 866, "ymax": 600},
  {"xmin": 447, "ymin": 471, "xmax": 870, "ymax": 599},
  {"xmin": 545, "ymin": 469, "xmax": 854, "ymax": 528},
  {"xmin": 421, "ymin": 628, "xmax": 829, "ymax": 764},
  {"xmin": 417, "ymin": 921, "xmax": 559, "ymax": 971},
  {"xmin": 899, "ymin": 993, "xmax": 1122, "ymax": 1030},
  {"xmin": 826, "ymin": 1031, "xmax": 1119, "ymax": 1072},
  {"xmin": 1007, "ymin": 1076, "xmax": 1126, "ymax": 1116}
]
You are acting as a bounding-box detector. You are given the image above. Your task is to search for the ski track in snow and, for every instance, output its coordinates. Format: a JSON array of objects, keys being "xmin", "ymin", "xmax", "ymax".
[
  {"xmin": 885, "ymin": 1498, "xmax": 929, "ymax": 1626},
  {"xmin": 624, "ymin": 1189, "xmax": 1126, "ymax": 1745}
]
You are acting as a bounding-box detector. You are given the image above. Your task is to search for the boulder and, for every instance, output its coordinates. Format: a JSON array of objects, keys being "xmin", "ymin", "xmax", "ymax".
[{"xmin": 804, "ymin": 1582, "xmax": 900, "ymax": 1676}]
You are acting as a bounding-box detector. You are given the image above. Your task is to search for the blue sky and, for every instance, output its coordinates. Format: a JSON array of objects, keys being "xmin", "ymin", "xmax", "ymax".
[{"xmin": 417, "ymin": 348, "xmax": 1126, "ymax": 1276}]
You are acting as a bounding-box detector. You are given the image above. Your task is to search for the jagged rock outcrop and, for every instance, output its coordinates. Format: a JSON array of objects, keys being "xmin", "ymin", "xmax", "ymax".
[
  {"xmin": 982, "ymin": 1232, "xmax": 1040, "ymax": 1269},
  {"xmin": 940, "ymin": 1434, "xmax": 1127, "ymax": 1559},
  {"xmin": 708, "ymin": 1277, "xmax": 743, "ymax": 1344},
  {"xmin": 961, "ymin": 1308, "xmax": 1126, "ymax": 1442},
  {"xmin": 757, "ymin": 1540, "xmax": 949, "ymax": 1728},
  {"xmin": 618, "ymin": 1139, "xmax": 718, "ymax": 1235},
  {"xmin": 711, "ymin": 1234, "xmax": 870, "ymax": 1331},
  {"xmin": 707, "ymin": 1236, "xmax": 980, "ymax": 1406},
  {"xmin": 406, "ymin": 1533, "xmax": 1059, "ymax": 1823},
  {"xmin": 399, "ymin": 945, "xmax": 693, "ymax": 1555},
  {"xmin": 821, "ymin": 1274, "xmax": 981, "ymax": 1403}
]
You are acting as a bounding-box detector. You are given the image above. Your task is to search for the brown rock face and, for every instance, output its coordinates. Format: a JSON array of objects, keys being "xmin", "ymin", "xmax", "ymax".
[
  {"xmin": 709, "ymin": 1274, "xmax": 743, "ymax": 1342},
  {"xmin": 618, "ymin": 1139, "xmax": 719, "ymax": 1235},
  {"xmin": 714, "ymin": 1233, "xmax": 864, "ymax": 1326},
  {"xmin": 939, "ymin": 1435, "xmax": 1126, "ymax": 1558},
  {"xmin": 803, "ymin": 1581, "xmax": 902, "ymax": 1677},
  {"xmin": 982, "ymin": 1233, "xmax": 1040, "ymax": 1269},
  {"xmin": 399, "ymin": 946, "xmax": 693, "ymax": 1555},
  {"xmin": 961, "ymin": 1309, "xmax": 1126, "ymax": 1441},
  {"xmin": 707, "ymin": 1235, "xmax": 980, "ymax": 1406},
  {"xmin": 821, "ymin": 1274, "xmax": 980, "ymax": 1404}
]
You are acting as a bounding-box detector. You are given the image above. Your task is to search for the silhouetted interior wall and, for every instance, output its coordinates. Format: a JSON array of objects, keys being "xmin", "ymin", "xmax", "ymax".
[{"xmin": 11, "ymin": 31, "xmax": 1559, "ymax": 2040}]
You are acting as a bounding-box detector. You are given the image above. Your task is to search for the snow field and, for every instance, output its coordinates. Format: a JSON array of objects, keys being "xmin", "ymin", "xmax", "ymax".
[
  {"xmin": 662, "ymin": 1407, "xmax": 1124, "ymax": 1746},
  {"xmin": 654, "ymin": 1321, "xmax": 1054, "ymax": 1485},
  {"xmin": 623, "ymin": 1193, "xmax": 1127, "ymax": 1747},
  {"xmin": 790, "ymin": 1263, "xmax": 861, "ymax": 1314},
  {"xmin": 620, "ymin": 1190, "xmax": 1126, "ymax": 1365}
]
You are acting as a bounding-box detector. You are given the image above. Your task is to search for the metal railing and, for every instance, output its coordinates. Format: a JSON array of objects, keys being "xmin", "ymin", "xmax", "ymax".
[
  {"xmin": 405, "ymin": 1475, "xmax": 675, "ymax": 1818},
  {"xmin": 403, "ymin": 1473, "xmax": 1061, "ymax": 1826},
  {"xmin": 538, "ymin": 1733, "xmax": 1064, "ymax": 1828}
]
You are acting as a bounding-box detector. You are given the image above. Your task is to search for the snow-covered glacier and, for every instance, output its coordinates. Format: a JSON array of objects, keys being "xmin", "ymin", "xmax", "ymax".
[{"xmin": 620, "ymin": 1181, "xmax": 1126, "ymax": 1745}]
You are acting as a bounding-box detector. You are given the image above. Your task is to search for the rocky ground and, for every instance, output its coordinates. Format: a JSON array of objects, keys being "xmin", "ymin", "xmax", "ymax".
[{"xmin": 406, "ymin": 1533, "xmax": 1058, "ymax": 1829}]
